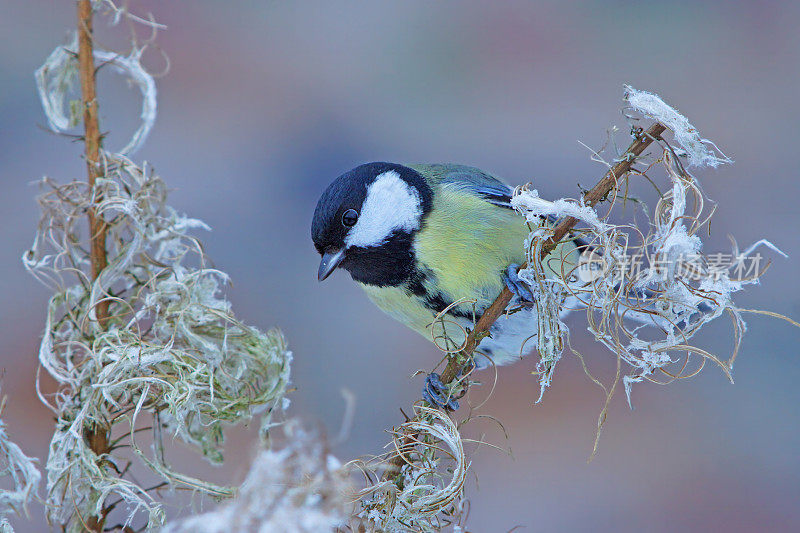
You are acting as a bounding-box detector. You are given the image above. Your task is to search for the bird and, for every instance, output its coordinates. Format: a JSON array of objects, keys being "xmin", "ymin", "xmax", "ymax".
[
  {"xmin": 312, "ymin": 162, "xmax": 708, "ymax": 409},
  {"xmin": 311, "ymin": 162, "xmax": 592, "ymax": 409}
]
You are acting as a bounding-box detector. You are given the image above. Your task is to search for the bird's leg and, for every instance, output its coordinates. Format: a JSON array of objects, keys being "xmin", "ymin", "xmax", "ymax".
[
  {"xmin": 422, "ymin": 373, "xmax": 460, "ymax": 411},
  {"xmin": 503, "ymin": 264, "xmax": 534, "ymax": 302}
]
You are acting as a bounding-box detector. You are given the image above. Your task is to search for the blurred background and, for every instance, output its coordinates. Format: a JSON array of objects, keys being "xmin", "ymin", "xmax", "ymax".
[{"xmin": 2, "ymin": 1, "xmax": 799, "ymax": 531}]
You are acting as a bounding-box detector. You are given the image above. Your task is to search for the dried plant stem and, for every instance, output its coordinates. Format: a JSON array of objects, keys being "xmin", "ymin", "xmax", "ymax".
[
  {"xmin": 384, "ymin": 122, "xmax": 666, "ymax": 480},
  {"xmin": 77, "ymin": 1, "xmax": 111, "ymax": 530},
  {"xmin": 77, "ymin": 0, "xmax": 109, "ymax": 326}
]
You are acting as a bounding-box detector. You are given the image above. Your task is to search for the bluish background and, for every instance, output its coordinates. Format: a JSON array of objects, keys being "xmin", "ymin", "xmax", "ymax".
[{"xmin": 1, "ymin": 1, "xmax": 799, "ymax": 531}]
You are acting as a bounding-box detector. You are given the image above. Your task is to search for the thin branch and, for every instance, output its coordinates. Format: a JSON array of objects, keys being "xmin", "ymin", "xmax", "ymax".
[
  {"xmin": 383, "ymin": 122, "xmax": 666, "ymax": 480},
  {"xmin": 77, "ymin": 1, "xmax": 112, "ymax": 530},
  {"xmin": 77, "ymin": 0, "xmax": 110, "ymax": 328}
]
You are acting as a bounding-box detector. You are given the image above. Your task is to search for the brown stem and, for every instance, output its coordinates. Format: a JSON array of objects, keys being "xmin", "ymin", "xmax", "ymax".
[
  {"xmin": 77, "ymin": 1, "xmax": 111, "ymax": 530},
  {"xmin": 384, "ymin": 122, "xmax": 666, "ymax": 479},
  {"xmin": 77, "ymin": 0, "xmax": 110, "ymax": 328}
]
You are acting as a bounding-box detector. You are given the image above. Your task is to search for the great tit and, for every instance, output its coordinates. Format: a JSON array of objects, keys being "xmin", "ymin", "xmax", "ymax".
[
  {"xmin": 312, "ymin": 162, "xmax": 715, "ymax": 409},
  {"xmin": 311, "ymin": 162, "xmax": 587, "ymax": 407}
]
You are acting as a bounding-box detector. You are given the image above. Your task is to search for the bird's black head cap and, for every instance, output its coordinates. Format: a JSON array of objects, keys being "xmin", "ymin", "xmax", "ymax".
[{"xmin": 311, "ymin": 162, "xmax": 433, "ymax": 286}]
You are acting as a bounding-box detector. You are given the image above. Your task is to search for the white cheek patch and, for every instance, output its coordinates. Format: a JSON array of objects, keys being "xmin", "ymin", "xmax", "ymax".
[{"xmin": 345, "ymin": 170, "xmax": 422, "ymax": 248}]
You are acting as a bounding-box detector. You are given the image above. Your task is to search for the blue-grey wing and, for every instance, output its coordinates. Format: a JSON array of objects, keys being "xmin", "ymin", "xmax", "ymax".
[
  {"xmin": 443, "ymin": 164, "xmax": 600, "ymax": 250},
  {"xmin": 412, "ymin": 163, "xmax": 515, "ymax": 208},
  {"xmin": 411, "ymin": 164, "xmax": 595, "ymax": 250}
]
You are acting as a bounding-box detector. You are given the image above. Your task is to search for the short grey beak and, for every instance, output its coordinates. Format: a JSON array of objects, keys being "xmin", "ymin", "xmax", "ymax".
[{"xmin": 318, "ymin": 249, "xmax": 346, "ymax": 282}]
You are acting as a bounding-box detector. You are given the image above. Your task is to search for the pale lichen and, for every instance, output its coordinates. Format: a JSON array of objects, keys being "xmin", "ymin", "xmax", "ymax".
[
  {"xmin": 510, "ymin": 86, "xmax": 785, "ymax": 417},
  {"xmin": 24, "ymin": 154, "xmax": 292, "ymax": 530},
  {"xmin": 0, "ymin": 395, "xmax": 42, "ymax": 532},
  {"xmin": 624, "ymin": 85, "xmax": 732, "ymax": 168},
  {"xmin": 164, "ymin": 421, "xmax": 351, "ymax": 533},
  {"xmin": 350, "ymin": 406, "xmax": 468, "ymax": 532},
  {"xmin": 26, "ymin": 14, "xmax": 292, "ymax": 530},
  {"xmin": 35, "ymin": 34, "xmax": 156, "ymax": 156}
]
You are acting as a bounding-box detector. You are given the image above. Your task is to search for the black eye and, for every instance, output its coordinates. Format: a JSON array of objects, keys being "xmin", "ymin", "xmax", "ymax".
[{"xmin": 341, "ymin": 208, "xmax": 359, "ymax": 227}]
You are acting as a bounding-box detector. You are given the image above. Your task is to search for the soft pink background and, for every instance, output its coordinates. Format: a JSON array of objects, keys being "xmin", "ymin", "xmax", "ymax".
[{"xmin": 1, "ymin": 1, "xmax": 798, "ymax": 531}]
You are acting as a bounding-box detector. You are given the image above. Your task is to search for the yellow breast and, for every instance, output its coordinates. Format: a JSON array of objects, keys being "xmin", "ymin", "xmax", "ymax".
[
  {"xmin": 360, "ymin": 182, "xmax": 581, "ymax": 354},
  {"xmin": 413, "ymin": 183, "xmax": 529, "ymax": 310}
]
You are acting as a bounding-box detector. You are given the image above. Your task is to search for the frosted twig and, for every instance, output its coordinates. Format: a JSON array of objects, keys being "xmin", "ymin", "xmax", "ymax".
[
  {"xmin": 0, "ymin": 395, "xmax": 42, "ymax": 528},
  {"xmin": 27, "ymin": 4, "xmax": 292, "ymax": 530},
  {"xmin": 35, "ymin": 31, "xmax": 157, "ymax": 156},
  {"xmin": 624, "ymin": 85, "xmax": 732, "ymax": 168},
  {"xmin": 163, "ymin": 422, "xmax": 351, "ymax": 533},
  {"xmin": 351, "ymin": 406, "xmax": 468, "ymax": 531}
]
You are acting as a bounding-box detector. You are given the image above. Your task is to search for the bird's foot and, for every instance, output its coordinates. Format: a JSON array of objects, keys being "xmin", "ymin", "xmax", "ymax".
[
  {"xmin": 504, "ymin": 264, "xmax": 534, "ymax": 302},
  {"xmin": 422, "ymin": 373, "xmax": 460, "ymax": 411}
]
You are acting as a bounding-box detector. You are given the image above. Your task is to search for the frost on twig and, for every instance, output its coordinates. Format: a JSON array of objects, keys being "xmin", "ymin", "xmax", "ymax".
[
  {"xmin": 26, "ymin": 8, "xmax": 294, "ymax": 530},
  {"xmin": 624, "ymin": 85, "xmax": 732, "ymax": 168},
  {"xmin": 0, "ymin": 395, "xmax": 42, "ymax": 533},
  {"xmin": 163, "ymin": 421, "xmax": 351, "ymax": 533},
  {"xmin": 27, "ymin": 8, "xmax": 294, "ymax": 529},
  {"xmin": 509, "ymin": 86, "xmax": 786, "ymax": 426},
  {"xmin": 35, "ymin": 33, "xmax": 156, "ymax": 156},
  {"xmin": 349, "ymin": 406, "xmax": 468, "ymax": 532},
  {"xmin": 24, "ymin": 155, "xmax": 292, "ymax": 529}
]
